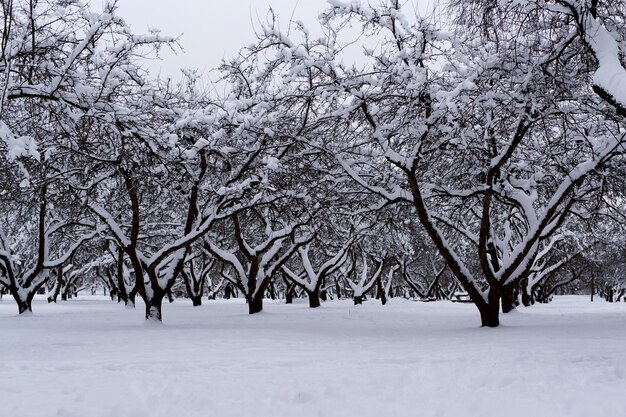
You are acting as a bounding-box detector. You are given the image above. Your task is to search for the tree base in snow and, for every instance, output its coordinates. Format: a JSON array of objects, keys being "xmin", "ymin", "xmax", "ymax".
[
  {"xmin": 248, "ymin": 296, "xmax": 263, "ymax": 314},
  {"xmin": 307, "ymin": 290, "xmax": 321, "ymax": 308}
]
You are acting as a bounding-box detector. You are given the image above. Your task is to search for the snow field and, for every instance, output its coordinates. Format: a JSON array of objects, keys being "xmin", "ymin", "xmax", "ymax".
[{"xmin": 1, "ymin": 296, "xmax": 625, "ymax": 417}]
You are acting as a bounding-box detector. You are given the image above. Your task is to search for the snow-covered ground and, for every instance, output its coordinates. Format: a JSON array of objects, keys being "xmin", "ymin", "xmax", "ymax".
[{"xmin": 1, "ymin": 295, "xmax": 625, "ymax": 417}]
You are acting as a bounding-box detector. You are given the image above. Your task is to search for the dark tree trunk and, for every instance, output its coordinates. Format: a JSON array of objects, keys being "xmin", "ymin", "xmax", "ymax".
[
  {"xmin": 478, "ymin": 291, "xmax": 500, "ymax": 327},
  {"xmin": 334, "ymin": 278, "xmax": 342, "ymax": 300},
  {"xmin": 115, "ymin": 248, "xmax": 129, "ymax": 305},
  {"xmin": 127, "ymin": 288, "xmax": 137, "ymax": 307},
  {"xmin": 224, "ymin": 284, "xmax": 233, "ymax": 299},
  {"xmin": 521, "ymin": 286, "xmax": 533, "ymax": 307},
  {"xmin": 61, "ymin": 281, "xmax": 75, "ymax": 301},
  {"xmin": 144, "ymin": 295, "xmax": 164, "ymax": 321},
  {"xmin": 376, "ymin": 277, "xmax": 387, "ymax": 305},
  {"xmin": 306, "ymin": 289, "xmax": 321, "ymax": 308},
  {"xmin": 9, "ymin": 287, "xmax": 34, "ymax": 315},
  {"xmin": 479, "ymin": 304, "xmax": 499, "ymax": 327},
  {"xmin": 268, "ymin": 281, "xmax": 277, "ymax": 300},
  {"xmin": 248, "ymin": 293, "xmax": 263, "ymax": 314},
  {"xmin": 282, "ymin": 274, "xmax": 295, "ymax": 304},
  {"xmin": 519, "ymin": 276, "xmax": 532, "ymax": 307},
  {"xmin": 501, "ymin": 285, "xmax": 517, "ymax": 314},
  {"xmin": 190, "ymin": 294, "xmax": 202, "ymax": 307},
  {"xmin": 182, "ymin": 270, "xmax": 204, "ymax": 307},
  {"xmin": 17, "ymin": 298, "xmax": 32, "ymax": 314},
  {"xmin": 536, "ymin": 286, "xmax": 551, "ymax": 304},
  {"xmin": 18, "ymin": 302, "xmax": 31, "ymax": 314},
  {"xmin": 48, "ymin": 266, "xmax": 63, "ymax": 303},
  {"xmin": 353, "ymin": 295, "xmax": 364, "ymax": 305}
]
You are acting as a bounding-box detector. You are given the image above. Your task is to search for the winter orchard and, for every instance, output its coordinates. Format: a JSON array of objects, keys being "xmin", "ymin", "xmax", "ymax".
[{"xmin": 0, "ymin": 0, "xmax": 625, "ymax": 328}]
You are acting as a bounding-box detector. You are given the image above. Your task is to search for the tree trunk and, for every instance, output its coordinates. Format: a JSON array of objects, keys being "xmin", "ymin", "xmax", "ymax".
[
  {"xmin": 306, "ymin": 289, "xmax": 321, "ymax": 308},
  {"xmin": 521, "ymin": 286, "xmax": 533, "ymax": 307},
  {"xmin": 182, "ymin": 270, "xmax": 203, "ymax": 307},
  {"xmin": 479, "ymin": 304, "xmax": 499, "ymax": 327},
  {"xmin": 144, "ymin": 295, "xmax": 164, "ymax": 322},
  {"xmin": 282, "ymin": 275, "xmax": 294, "ymax": 304},
  {"xmin": 375, "ymin": 276, "xmax": 387, "ymax": 305},
  {"xmin": 268, "ymin": 281, "xmax": 277, "ymax": 300},
  {"xmin": 190, "ymin": 294, "xmax": 202, "ymax": 307},
  {"xmin": 9, "ymin": 287, "xmax": 34, "ymax": 315},
  {"xmin": 501, "ymin": 285, "xmax": 517, "ymax": 313},
  {"xmin": 248, "ymin": 293, "xmax": 263, "ymax": 314},
  {"xmin": 126, "ymin": 288, "xmax": 137, "ymax": 307},
  {"xmin": 48, "ymin": 266, "xmax": 63, "ymax": 303},
  {"xmin": 284, "ymin": 280, "xmax": 295, "ymax": 304},
  {"xmin": 7, "ymin": 280, "xmax": 46, "ymax": 315},
  {"xmin": 478, "ymin": 291, "xmax": 500, "ymax": 327},
  {"xmin": 224, "ymin": 284, "xmax": 233, "ymax": 299},
  {"xmin": 17, "ymin": 298, "xmax": 32, "ymax": 314},
  {"xmin": 353, "ymin": 295, "xmax": 364, "ymax": 305},
  {"xmin": 115, "ymin": 246, "xmax": 130, "ymax": 305},
  {"xmin": 61, "ymin": 281, "xmax": 74, "ymax": 301}
]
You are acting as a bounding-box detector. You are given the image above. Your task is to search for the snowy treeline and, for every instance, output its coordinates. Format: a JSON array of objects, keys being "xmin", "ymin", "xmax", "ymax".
[{"xmin": 1, "ymin": 0, "xmax": 625, "ymax": 326}]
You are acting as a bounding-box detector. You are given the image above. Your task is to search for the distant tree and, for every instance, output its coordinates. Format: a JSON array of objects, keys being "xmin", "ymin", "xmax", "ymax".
[{"xmin": 207, "ymin": 206, "xmax": 314, "ymax": 314}]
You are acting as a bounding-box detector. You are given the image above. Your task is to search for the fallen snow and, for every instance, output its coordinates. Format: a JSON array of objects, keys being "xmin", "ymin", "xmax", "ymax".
[{"xmin": 1, "ymin": 296, "xmax": 625, "ymax": 417}]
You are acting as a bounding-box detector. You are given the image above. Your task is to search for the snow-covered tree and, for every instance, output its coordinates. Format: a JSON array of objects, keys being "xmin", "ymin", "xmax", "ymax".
[
  {"xmin": 0, "ymin": 169, "xmax": 101, "ymax": 313},
  {"xmin": 282, "ymin": 236, "xmax": 354, "ymax": 308},
  {"xmin": 207, "ymin": 205, "xmax": 315, "ymax": 314},
  {"xmin": 241, "ymin": 0, "xmax": 626, "ymax": 326}
]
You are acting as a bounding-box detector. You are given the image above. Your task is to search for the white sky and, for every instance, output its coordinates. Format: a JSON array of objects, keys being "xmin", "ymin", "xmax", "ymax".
[
  {"xmin": 109, "ymin": 0, "xmax": 332, "ymax": 78},
  {"xmin": 94, "ymin": 0, "xmax": 436, "ymax": 79}
]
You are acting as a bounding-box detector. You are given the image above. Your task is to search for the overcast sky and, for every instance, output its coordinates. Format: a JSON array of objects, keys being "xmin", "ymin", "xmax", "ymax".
[
  {"xmin": 108, "ymin": 0, "xmax": 332, "ymax": 78},
  {"xmin": 94, "ymin": 1, "xmax": 435, "ymax": 79}
]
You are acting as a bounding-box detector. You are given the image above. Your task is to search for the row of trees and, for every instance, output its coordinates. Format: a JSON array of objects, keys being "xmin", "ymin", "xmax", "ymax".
[
  {"xmin": 1, "ymin": 0, "xmax": 625, "ymax": 326},
  {"xmin": 31, "ymin": 234, "xmax": 626, "ymax": 305}
]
